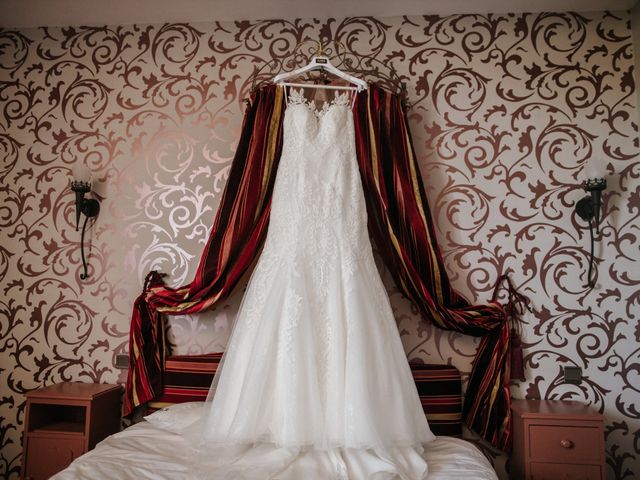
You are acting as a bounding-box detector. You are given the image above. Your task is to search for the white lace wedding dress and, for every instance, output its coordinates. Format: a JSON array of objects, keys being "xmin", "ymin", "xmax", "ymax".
[{"xmin": 181, "ymin": 88, "xmax": 435, "ymax": 479}]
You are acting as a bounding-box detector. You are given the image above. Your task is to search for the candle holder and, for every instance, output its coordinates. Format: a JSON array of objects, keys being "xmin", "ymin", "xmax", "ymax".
[
  {"xmin": 574, "ymin": 176, "xmax": 606, "ymax": 289},
  {"xmin": 70, "ymin": 178, "xmax": 100, "ymax": 279}
]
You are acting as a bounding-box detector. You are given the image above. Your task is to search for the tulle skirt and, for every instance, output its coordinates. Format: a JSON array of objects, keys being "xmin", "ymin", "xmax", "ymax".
[{"xmin": 176, "ymin": 239, "xmax": 435, "ymax": 479}]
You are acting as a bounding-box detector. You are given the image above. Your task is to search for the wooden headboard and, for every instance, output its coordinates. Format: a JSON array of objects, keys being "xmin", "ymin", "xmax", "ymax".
[{"xmin": 148, "ymin": 353, "xmax": 462, "ymax": 437}]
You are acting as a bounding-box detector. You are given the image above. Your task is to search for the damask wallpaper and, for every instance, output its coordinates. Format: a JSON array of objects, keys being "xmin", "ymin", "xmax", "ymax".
[{"xmin": 1, "ymin": 10, "xmax": 638, "ymax": 479}]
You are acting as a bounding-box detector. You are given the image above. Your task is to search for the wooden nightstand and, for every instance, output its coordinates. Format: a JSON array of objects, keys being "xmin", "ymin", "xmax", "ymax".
[
  {"xmin": 510, "ymin": 399, "xmax": 605, "ymax": 480},
  {"xmin": 21, "ymin": 382, "xmax": 121, "ymax": 480}
]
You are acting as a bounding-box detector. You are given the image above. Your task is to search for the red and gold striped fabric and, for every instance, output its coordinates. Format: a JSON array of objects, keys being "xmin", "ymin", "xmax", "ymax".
[
  {"xmin": 147, "ymin": 354, "xmax": 462, "ymax": 437},
  {"xmin": 353, "ymin": 86, "xmax": 511, "ymax": 450},
  {"xmin": 410, "ymin": 363, "xmax": 462, "ymax": 437},
  {"xmin": 124, "ymin": 86, "xmax": 285, "ymax": 417},
  {"xmin": 147, "ymin": 353, "xmax": 223, "ymax": 410}
]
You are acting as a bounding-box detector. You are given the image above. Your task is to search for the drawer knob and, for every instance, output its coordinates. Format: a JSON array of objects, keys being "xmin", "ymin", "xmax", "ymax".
[{"xmin": 560, "ymin": 439, "xmax": 574, "ymax": 449}]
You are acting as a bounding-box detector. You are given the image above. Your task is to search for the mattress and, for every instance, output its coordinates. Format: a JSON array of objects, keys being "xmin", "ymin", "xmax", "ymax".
[{"xmin": 51, "ymin": 420, "xmax": 498, "ymax": 480}]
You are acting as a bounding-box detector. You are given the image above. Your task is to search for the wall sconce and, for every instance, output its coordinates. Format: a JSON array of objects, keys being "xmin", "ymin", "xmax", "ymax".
[
  {"xmin": 574, "ymin": 159, "xmax": 606, "ymax": 289},
  {"xmin": 70, "ymin": 166, "xmax": 100, "ymax": 279}
]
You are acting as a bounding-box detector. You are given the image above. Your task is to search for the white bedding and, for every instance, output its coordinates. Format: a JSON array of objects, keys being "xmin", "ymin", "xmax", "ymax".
[{"xmin": 52, "ymin": 420, "xmax": 497, "ymax": 480}]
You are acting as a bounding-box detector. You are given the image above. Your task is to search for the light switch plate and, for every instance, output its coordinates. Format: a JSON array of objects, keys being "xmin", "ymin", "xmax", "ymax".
[
  {"xmin": 115, "ymin": 354, "xmax": 129, "ymax": 369},
  {"xmin": 563, "ymin": 365, "xmax": 582, "ymax": 385}
]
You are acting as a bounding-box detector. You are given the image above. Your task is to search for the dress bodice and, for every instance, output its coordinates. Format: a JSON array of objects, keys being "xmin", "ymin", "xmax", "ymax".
[
  {"xmin": 267, "ymin": 88, "xmax": 368, "ymax": 258},
  {"xmin": 284, "ymin": 88, "xmax": 353, "ymax": 148}
]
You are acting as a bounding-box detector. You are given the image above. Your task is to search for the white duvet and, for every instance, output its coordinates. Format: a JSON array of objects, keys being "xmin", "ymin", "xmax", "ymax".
[{"xmin": 52, "ymin": 420, "xmax": 498, "ymax": 480}]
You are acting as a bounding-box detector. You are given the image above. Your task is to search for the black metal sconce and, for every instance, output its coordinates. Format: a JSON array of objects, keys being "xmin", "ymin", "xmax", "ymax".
[
  {"xmin": 70, "ymin": 178, "xmax": 100, "ymax": 279},
  {"xmin": 574, "ymin": 176, "xmax": 606, "ymax": 289}
]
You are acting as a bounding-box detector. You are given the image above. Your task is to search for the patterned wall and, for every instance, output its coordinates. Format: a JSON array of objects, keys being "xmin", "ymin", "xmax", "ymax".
[{"xmin": 1, "ymin": 11, "xmax": 638, "ymax": 479}]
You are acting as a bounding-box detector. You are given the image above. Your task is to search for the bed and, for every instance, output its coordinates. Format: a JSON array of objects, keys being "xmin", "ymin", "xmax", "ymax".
[{"xmin": 51, "ymin": 355, "xmax": 498, "ymax": 479}]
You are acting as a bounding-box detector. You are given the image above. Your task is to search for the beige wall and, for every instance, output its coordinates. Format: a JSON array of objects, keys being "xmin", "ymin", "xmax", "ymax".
[{"xmin": 0, "ymin": 11, "xmax": 639, "ymax": 479}]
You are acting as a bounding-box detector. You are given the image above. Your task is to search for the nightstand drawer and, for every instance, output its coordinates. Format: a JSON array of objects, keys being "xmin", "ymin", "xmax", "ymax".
[
  {"xmin": 24, "ymin": 435, "xmax": 84, "ymax": 480},
  {"xmin": 531, "ymin": 462, "xmax": 602, "ymax": 480},
  {"xmin": 529, "ymin": 425, "xmax": 601, "ymax": 462}
]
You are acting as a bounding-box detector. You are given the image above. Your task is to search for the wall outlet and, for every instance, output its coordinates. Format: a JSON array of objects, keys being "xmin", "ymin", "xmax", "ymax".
[
  {"xmin": 115, "ymin": 354, "xmax": 129, "ymax": 369},
  {"xmin": 563, "ymin": 365, "xmax": 582, "ymax": 385}
]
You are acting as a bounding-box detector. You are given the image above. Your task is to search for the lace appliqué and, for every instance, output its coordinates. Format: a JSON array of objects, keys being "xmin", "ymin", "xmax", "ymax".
[{"xmin": 287, "ymin": 88, "xmax": 352, "ymax": 117}]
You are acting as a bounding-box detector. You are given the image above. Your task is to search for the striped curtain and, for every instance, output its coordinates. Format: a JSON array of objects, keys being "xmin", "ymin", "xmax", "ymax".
[
  {"xmin": 124, "ymin": 83, "xmax": 512, "ymax": 451},
  {"xmin": 124, "ymin": 85, "xmax": 285, "ymax": 416},
  {"xmin": 353, "ymin": 85, "xmax": 511, "ymax": 451}
]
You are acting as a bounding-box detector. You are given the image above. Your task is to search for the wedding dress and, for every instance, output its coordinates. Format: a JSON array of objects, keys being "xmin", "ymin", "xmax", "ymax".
[{"xmin": 178, "ymin": 88, "xmax": 435, "ymax": 479}]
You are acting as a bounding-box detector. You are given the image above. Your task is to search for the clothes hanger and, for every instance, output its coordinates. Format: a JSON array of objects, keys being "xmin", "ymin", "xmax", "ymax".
[{"xmin": 273, "ymin": 41, "xmax": 368, "ymax": 93}]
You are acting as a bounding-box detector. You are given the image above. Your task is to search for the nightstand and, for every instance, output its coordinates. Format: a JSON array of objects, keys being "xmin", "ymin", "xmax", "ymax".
[
  {"xmin": 510, "ymin": 399, "xmax": 605, "ymax": 480},
  {"xmin": 21, "ymin": 382, "xmax": 121, "ymax": 480}
]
